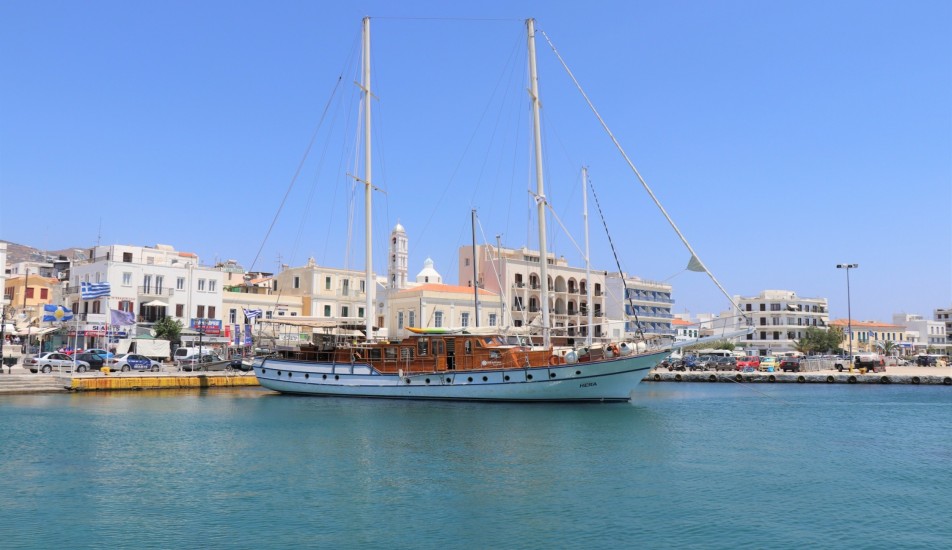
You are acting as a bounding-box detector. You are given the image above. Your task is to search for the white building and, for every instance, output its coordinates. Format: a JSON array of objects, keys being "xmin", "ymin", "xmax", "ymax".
[
  {"xmin": 934, "ymin": 306, "xmax": 952, "ymax": 349},
  {"xmin": 893, "ymin": 313, "xmax": 948, "ymax": 352},
  {"xmin": 726, "ymin": 290, "xmax": 829, "ymax": 354},
  {"xmin": 68, "ymin": 244, "xmax": 225, "ymax": 348}
]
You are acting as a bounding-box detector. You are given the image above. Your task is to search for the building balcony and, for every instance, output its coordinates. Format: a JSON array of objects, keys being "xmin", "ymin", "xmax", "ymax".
[{"xmin": 138, "ymin": 286, "xmax": 174, "ymax": 297}]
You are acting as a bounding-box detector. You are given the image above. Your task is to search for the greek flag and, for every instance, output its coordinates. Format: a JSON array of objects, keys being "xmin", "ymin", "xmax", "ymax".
[
  {"xmin": 81, "ymin": 281, "xmax": 111, "ymax": 299},
  {"xmin": 42, "ymin": 304, "xmax": 74, "ymax": 322},
  {"xmin": 243, "ymin": 308, "xmax": 262, "ymax": 320}
]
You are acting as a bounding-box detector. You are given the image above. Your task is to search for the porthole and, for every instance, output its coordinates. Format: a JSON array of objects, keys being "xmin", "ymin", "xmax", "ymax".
[
  {"xmin": 527, "ymin": 374, "xmax": 534, "ymax": 380},
  {"xmin": 335, "ymin": 375, "xmax": 340, "ymax": 380},
  {"xmin": 305, "ymin": 373, "xmax": 309, "ymax": 379},
  {"xmin": 277, "ymin": 371, "xmax": 282, "ymax": 376},
  {"xmin": 445, "ymin": 377, "xmax": 451, "ymax": 383},
  {"xmin": 467, "ymin": 377, "xmax": 473, "ymax": 382},
  {"xmin": 261, "ymin": 369, "xmax": 267, "ymax": 374},
  {"xmin": 504, "ymin": 375, "xmax": 510, "ymax": 381},
  {"xmin": 482, "ymin": 376, "xmax": 488, "ymax": 382},
  {"xmin": 322, "ymin": 374, "xmax": 327, "ymax": 380},
  {"xmin": 425, "ymin": 378, "xmax": 431, "ymax": 384},
  {"xmin": 575, "ymin": 370, "xmax": 581, "ymax": 375},
  {"xmin": 405, "ymin": 378, "xmax": 411, "ymax": 384},
  {"xmin": 288, "ymin": 372, "xmax": 293, "ymax": 378},
  {"xmin": 550, "ymin": 372, "xmax": 556, "ymax": 378}
]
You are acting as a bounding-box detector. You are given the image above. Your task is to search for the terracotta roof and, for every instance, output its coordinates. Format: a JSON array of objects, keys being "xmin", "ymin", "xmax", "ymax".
[
  {"xmin": 178, "ymin": 251, "xmax": 198, "ymax": 258},
  {"xmin": 397, "ymin": 283, "xmax": 497, "ymax": 296},
  {"xmin": 671, "ymin": 318, "xmax": 693, "ymax": 326},
  {"xmin": 829, "ymin": 319, "xmax": 904, "ymax": 330}
]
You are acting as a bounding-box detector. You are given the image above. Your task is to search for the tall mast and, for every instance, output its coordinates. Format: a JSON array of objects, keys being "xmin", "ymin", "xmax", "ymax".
[
  {"xmin": 362, "ymin": 17, "xmax": 374, "ymax": 341},
  {"xmin": 582, "ymin": 167, "xmax": 593, "ymax": 347},
  {"xmin": 527, "ymin": 18, "xmax": 549, "ymax": 349},
  {"xmin": 471, "ymin": 209, "xmax": 480, "ymax": 327}
]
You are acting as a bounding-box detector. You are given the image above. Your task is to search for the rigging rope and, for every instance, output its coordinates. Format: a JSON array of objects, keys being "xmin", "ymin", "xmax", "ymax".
[
  {"xmin": 587, "ymin": 177, "xmax": 646, "ymax": 343},
  {"xmin": 539, "ymin": 29, "xmax": 748, "ymax": 325}
]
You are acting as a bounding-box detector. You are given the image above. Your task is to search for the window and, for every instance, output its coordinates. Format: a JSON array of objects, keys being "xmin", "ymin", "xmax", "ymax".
[
  {"xmin": 465, "ymin": 341, "xmax": 472, "ymax": 354},
  {"xmin": 198, "ymin": 279, "xmax": 206, "ymax": 291},
  {"xmin": 25, "ymin": 287, "xmax": 34, "ymax": 299},
  {"xmin": 156, "ymin": 275, "xmax": 164, "ymax": 293},
  {"xmin": 266, "ymin": 311, "xmax": 273, "ymax": 319},
  {"xmin": 408, "ymin": 311, "xmax": 415, "ymax": 328},
  {"xmin": 324, "ymin": 305, "xmax": 331, "ymax": 317},
  {"xmin": 358, "ymin": 307, "xmax": 364, "ymax": 318},
  {"xmin": 176, "ymin": 304, "xmax": 184, "ymax": 317},
  {"xmin": 122, "ymin": 272, "xmax": 132, "ymax": 286},
  {"xmin": 418, "ymin": 339, "xmax": 428, "ymax": 356},
  {"xmin": 400, "ymin": 347, "xmax": 414, "ymax": 360},
  {"xmin": 177, "ymin": 277, "xmax": 185, "ymax": 290},
  {"xmin": 434, "ymin": 311, "xmax": 443, "ymax": 327},
  {"xmin": 92, "ymin": 301, "xmax": 101, "ymax": 314},
  {"xmin": 325, "ymin": 276, "xmax": 332, "ymax": 290},
  {"xmin": 229, "ymin": 309, "xmax": 237, "ymax": 323},
  {"xmin": 465, "ymin": 258, "xmax": 470, "ymax": 266},
  {"xmin": 143, "ymin": 275, "xmax": 152, "ymax": 292},
  {"xmin": 489, "ymin": 313, "xmax": 497, "ymax": 327},
  {"xmin": 122, "ymin": 252, "xmax": 133, "ymax": 262},
  {"xmin": 760, "ymin": 304, "xmax": 766, "ymax": 311},
  {"xmin": 208, "ymin": 306, "xmax": 216, "ymax": 319},
  {"xmin": 209, "ymin": 280, "xmax": 216, "ymax": 292},
  {"xmin": 398, "ymin": 312, "xmax": 404, "ymax": 329},
  {"xmin": 119, "ymin": 300, "xmax": 133, "ymax": 312},
  {"xmin": 341, "ymin": 306, "xmax": 349, "ymax": 318},
  {"xmin": 40, "ymin": 288, "xmax": 49, "ymax": 299},
  {"xmin": 360, "ymin": 280, "xmax": 365, "ymax": 292},
  {"xmin": 293, "ymin": 276, "xmax": 300, "ymax": 289},
  {"xmin": 461, "ymin": 312, "xmax": 469, "ymax": 327},
  {"xmin": 197, "ymin": 306, "xmax": 205, "ymax": 318}
]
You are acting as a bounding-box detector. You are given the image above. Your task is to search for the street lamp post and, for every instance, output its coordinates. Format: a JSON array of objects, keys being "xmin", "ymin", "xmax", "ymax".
[{"xmin": 836, "ymin": 263, "xmax": 858, "ymax": 364}]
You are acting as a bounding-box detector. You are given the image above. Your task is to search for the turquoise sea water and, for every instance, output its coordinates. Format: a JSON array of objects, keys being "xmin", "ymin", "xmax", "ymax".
[{"xmin": 1, "ymin": 384, "xmax": 950, "ymax": 549}]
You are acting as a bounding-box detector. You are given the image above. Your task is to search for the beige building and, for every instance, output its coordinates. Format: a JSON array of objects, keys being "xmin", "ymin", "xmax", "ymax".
[
  {"xmin": 273, "ymin": 257, "xmax": 377, "ymax": 325},
  {"xmin": 829, "ymin": 319, "xmax": 910, "ymax": 354},
  {"xmin": 388, "ymin": 283, "xmax": 502, "ymax": 341}
]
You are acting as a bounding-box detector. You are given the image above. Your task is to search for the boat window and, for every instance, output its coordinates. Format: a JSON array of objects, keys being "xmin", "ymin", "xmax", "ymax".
[
  {"xmin": 418, "ymin": 338, "xmax": 428, "ymax": 356},
  {"xmin": 369, "ymin": 348, "xmax": 381, "ymax": 360},
  {"xmin": 385, "ymin": 347, "xmax": 397, "ymax": 360},
  {"xmin": 465, "ymin": 341, "xmax": 473, "ymax": 355},
  {"xmin": 436, "ymin": 340, "xmax": 444, "ymax": 355},
  {"xmin": 401, "ymin": 347, "xmax": 414, "ymax": 360},
  {"xmin": 489, "ymin": 350, "xmax": 501, "ymax": 360},
  {"xmin": 483, "ymin": 337, "xmax": 494, "ymax": 346}
]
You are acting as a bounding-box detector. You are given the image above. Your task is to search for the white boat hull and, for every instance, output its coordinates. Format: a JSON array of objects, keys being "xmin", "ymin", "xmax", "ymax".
[{"xmin": 254, "ymin": 350, "xmax": 670, "ymax": 402}]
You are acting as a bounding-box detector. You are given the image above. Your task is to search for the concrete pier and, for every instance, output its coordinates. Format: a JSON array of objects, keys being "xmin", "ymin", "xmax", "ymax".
[{"xmin": 647, "ymin": 365, "xmax": 952, "ymax": 385}]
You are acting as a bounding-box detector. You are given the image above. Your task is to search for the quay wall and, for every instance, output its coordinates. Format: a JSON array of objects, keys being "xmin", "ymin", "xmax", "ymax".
[{"xmin": 69, "ymin": 373, "xmax": 260, "ymax": 392}]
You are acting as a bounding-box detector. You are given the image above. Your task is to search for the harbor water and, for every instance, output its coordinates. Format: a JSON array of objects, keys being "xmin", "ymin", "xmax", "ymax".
[{"xmin": 1, "ymin": 384, "xmax": 950, "ymax": 549}]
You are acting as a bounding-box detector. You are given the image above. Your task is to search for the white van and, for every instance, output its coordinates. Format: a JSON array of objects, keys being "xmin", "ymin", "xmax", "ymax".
[{"xmin": 173, "ymin": 346, "xmax": 213, "ymax": 361}]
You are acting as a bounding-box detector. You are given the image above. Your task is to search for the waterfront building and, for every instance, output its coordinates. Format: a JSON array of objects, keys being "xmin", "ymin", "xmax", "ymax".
[
  {"xmin": 272, "ymin": 257, "xmax": 377, "ymax": 327},
  {"xmin": 672, "ymin": 317, "xmax": 699, "ymax": 343},
  {"xmin": 829, "ymin": 319, "xmax": 910, "ymax": 355},
  {"xmin": 892, "ymin": 313, "xmax": 949, "ymax": 354},
  {"xmin": 69, "ymin": 244, "xmax": 226, "ymax": 350},
  {"xmin": 933, "ymin": 306, "xmax": 952, "ymax": 349},
  {"xmin": 387, "ymin": 278, "xmax": 502, "ymax": 341},
  {"xmin": 3, "ymin": 272, "xmax": 62, "ymax": 328},
  {"xmin": 459, "ymin": 244, "xmax": 673, "ymax": 345},
  {"xmin": 728, "ymin": 290, "xmax": 829, "ymax": 355}
]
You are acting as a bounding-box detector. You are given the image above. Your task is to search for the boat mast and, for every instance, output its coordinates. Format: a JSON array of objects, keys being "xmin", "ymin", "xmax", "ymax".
[
  {"xmin": 362, "ymin": 16, "xmax": 374, "ymax": 341},
  {"xmin": 527, "ymin": 18, "xmax": 550, "ymax": 349},
  {"xmin": 471, "ymin": 209, "xmax": 480, "ymax": 327},
  {"xmin": 582, "ymin": 167, "xmax": 593, "ymax": 347}
]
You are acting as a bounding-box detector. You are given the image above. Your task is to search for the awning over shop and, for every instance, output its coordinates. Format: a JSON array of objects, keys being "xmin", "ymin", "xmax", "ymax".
[
  {"xmin": 142, "ymin": 300, "xmax": 168, "ymax": 307},
  {"xmin": 16, "ymin": 326, "xmax": 59, "ymax": 337}
]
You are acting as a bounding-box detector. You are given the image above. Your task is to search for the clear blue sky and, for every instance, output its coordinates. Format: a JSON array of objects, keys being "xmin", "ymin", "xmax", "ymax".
[{"xmin": 2, "ymin": 1, "xmax": 949, "ymax": 323}]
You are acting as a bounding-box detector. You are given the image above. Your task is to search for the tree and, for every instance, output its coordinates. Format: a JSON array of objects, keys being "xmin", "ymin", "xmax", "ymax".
[
  {"xmin": 683, "ymin": 339, "xmax": 735, "ymax": 353},
  {"xmin": 153, "ymin": 317, "xmax": 183, "ymax": 344},
  {"xmin": 795, "ymin": 326, "xmax": 843, "ymax": 354},
  {"xmin": 877, "ymin": 340, "xmax": 898, "ymax": 357}
]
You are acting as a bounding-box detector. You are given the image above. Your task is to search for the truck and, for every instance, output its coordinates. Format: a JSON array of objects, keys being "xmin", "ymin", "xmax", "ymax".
[
  {"xmin": 834, "ymin": 353, "xmax": 884, "ymax": 373},
  {"xmin": 116, "ymin": 338, "xmax": 171, "ymax": 361}
]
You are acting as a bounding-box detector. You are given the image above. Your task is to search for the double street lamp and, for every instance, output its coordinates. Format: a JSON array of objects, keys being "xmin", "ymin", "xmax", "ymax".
[{"xmin": 836, "ymin": 263, "xmax": 858, "ymax": 362}]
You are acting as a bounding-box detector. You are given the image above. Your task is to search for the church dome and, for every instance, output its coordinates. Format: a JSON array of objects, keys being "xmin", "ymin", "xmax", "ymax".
[
  {"xmin": 393, "ymin": 222, "xmax": 406, "ymax": 233},
  {"xmin": 415, "ymin": 257, "xmax": 442, "ymax": 284}
]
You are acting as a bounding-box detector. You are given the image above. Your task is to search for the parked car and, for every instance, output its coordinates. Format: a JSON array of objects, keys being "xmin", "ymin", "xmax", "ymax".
[
  {"xmin": 84, "ymin": 348, "xmax": 115, "ymax": 359},
  {"xmin": 689, "ymin": 355, "xmax": 713, "ymax": 371},
  {"xmin": 759, "ymin": 356, "xmax": 780, "ymax": 372},
  {"xmin": 178, "ymin": 353, "xmax": 229, "ymax": 372},
  {"xmin": 230, "ymin": 358, "xmax": 254, "ymax": 372},
  {"xmin": 108, "ymin": 353, "xmax": 161, "ymax": 372},
  {"xmin": 736, "ymin": 356, "xmax": 761, "ymax": 371},
  {"xmin": 834, "ymin": 353, "xmax": 884, "ymax": 372},
  {"xmin": 713, "ymin": 356, "xmax": 737, "ymax": 371},
  {"xmin": 25, "ymin": 352, "xmax": 91, "ymax": 374},
  {"xmin": 73, "ymin": 352, "xmax": 107, "ymax": 371},
  {"xmin": 780, "ymin": 357, "xmax": 801, "ymax": 372}
]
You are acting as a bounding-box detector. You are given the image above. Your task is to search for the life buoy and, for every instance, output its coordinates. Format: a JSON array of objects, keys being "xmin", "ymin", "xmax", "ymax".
[{"xmin": 549, "ymin": 355, "xmax": 560, "ymax": 366}]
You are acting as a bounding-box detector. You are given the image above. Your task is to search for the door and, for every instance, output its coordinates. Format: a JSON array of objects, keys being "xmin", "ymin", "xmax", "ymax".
[{"xmin": 445, "ymin": 338, "xmax": 455, "ymax": 370}]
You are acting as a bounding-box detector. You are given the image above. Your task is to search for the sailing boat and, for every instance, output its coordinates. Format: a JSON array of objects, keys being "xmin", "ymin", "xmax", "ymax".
[{"xmin": 253, "ymin": 18, "xmax": 671, "ymax": 402}]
